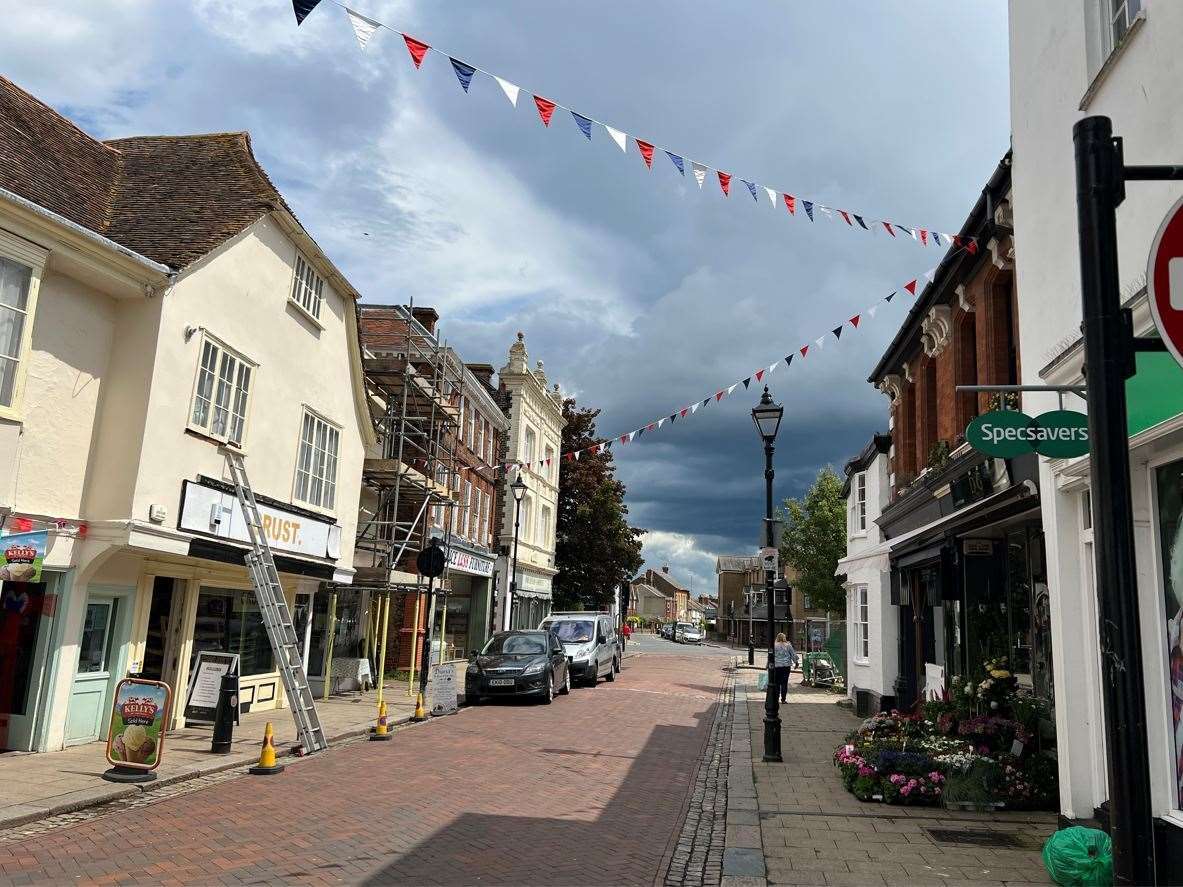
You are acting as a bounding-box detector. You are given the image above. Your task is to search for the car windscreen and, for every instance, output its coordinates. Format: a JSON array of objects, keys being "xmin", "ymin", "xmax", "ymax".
[
  {"xmin": 546, "ymin": 620, "xmax": 595, "ymax": 643},
  {"xmin": 482, "ymin": 634, "xmax": 548, "ymax": 655}
]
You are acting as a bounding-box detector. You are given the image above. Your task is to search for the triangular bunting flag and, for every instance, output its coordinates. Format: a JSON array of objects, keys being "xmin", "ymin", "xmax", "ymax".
[
  {"xmin": 743, "ymin": 180, "xmax": 759, "ymax": 201},
  {"xmin": 815, "ymin": 336, "xmax": 826, "ymax": 349},
  {"xmin": 967, "ymin": 239, "xmax": 979, "ymax": 255},
  {"xmin": 293, "ymin": 0, "xmax": 322, "ymax": 24},
  {"xmin": 571, "ymin": 111, "xmax": 593, "ymax": 140},
  {"xmin": 742, "ymin": 377, "xmax": 752, "ymax": 389},
  {"xmin": 715, "ymin": 390, "xmax": 726, "ymax": 402},
  {"xmin": 819, "ymin": 206, "xmax": 833, "ymax": 220},
  {"xmin": 702, "ymin": 396, "xmax": 711, "ymax": 406},
  {"xmin": 666, "ymin": 151, "xmax": 685, "ymax": 175},
  {"xmin": 931, "ymin": 232, "xmax": 943, "ymax": 246},
  {"xmin": 449, "ymin": 59, "xmax": 476, "ymax": 92},
  {"xmin": 767, "ymin": 362, "xmax": 777, "ymax": 374},
  {"xmin": 345, "ymin": 8, "xmax": 381, "ymax": 49},
  {"xmin": 924, "ymin": 268, "xmax": 937, "ymax": 283},
  {"xmin": 765, "ymin": 187, "xmax": 777, "ymax": 206},
  {"xmin": 849, "ymin": 315, "xmax": 861, "ymax": 328},
  {"xmin": 636, "ymin": 140, "xmax": 655, "ymax": 169},
  {"xmin": 718, "ymin": 171, "xmax": 731, "ymax": 196},
  {"xmin": 636, "ymin": 427, "xmax": 645, "ymax": 438},
  {"xmin": 403, "ymin": 34, "xmax": 430, "ymax": 68},
  {"xmin": 755, "ymin": 369, "xmax": 765, "ymax": 382},
  {"xmin": 783, "ymin": 194, "xmax": 796, "ymax": 215},
  {"xmin": 691, "ymin": 163, "xmax": 707, "ymax": 188},
  {"xmin": 832, "ymin": 326, "xmax": 843, "ymax": 341},
  {"xmin": 679, "ymin": 407, "xmax": 689, "ymax": 418},
  {"xmin": 603, "ymin": 441, "xmax": 612, "ymax": 452},
  {"xmin": 670, "ymin": 413, "xmax": 678, "ymax": 423},
  {"xmin": 919, "ymin": 229, "xmax": 929, "ymax": 246},
  {"xmin": 619, "ymin": 433, "xmax": 630, "ymax": 444},
  {"xmin": 657, "ymin": 418, "xmax": 666, "ymax": 429},
  {"xmin": 646, "ymin": 422, "xmax": 657, "ymax": 432},
  {"xmin": 882, "ymin": 221, "xmax": 896, "ymax": 237},
  {"xmin": 533, "ymin": 95, "xmax": 556, "ymax": 126},
  {"xmin": 868, "ymin": 305, "xmax": 879, "ymax": 318},
  {"xmin": 494, "ymin": 76, "xmax": 520, "ymax": 106},
  {"xmin": 897, "ymin": 225, "xmax": 914, "ymax": 238},
  {"xmin": 727, "ymin": 383, "xmax": 737, "ymax": 395},
  {"xmin": 886, "ymin": 292, "xmax": 896, "ymax": 302},
  {"xmin": 784, "ymin": 354, "xmax": 794, "ymax": 368},
  {"xmin": 839, "ymin": 210, "xmax": 853, "ymax": 225},
  {"xmin": 604, "ymin": 125, "xmax": 627, "ymax": 152},
  {"xmin": 800, "ymin": 345, "xmax": 809, "ymax": 357},
  {"xmin": 574, "ymin": 450, "xmax": 582, "ymax": 461},
  {"xmin": 803, "ymin": 201, "xmax": 815, "ymax": 221},
  {"xmin": 904, "ymin": 280, "xmax": 918, "ymax": 296},
  {"xmin": 854, "ymin": 214, "xmax": 869, "ymax": 230},
  {"xmin": 691, "ymin": 402, "xmax": 701, "ymax": 414}
]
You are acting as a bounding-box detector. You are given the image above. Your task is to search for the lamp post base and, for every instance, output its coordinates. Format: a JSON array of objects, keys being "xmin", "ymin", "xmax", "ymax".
[{"xmin": 762, "ymin": 676, "xmax": 783, "ymax": 762}]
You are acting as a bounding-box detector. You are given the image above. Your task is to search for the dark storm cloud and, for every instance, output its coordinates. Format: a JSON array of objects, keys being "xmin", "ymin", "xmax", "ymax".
[{"xmin": 1, "ymin": 0, "xmax": 1008, "ymax": 591}]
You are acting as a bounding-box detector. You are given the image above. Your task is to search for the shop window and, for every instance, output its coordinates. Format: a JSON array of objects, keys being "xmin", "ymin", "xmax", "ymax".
[
  {"xmin": 190, "ymin": 335, "xmax": 254, "ymax": 446},
  {"xmin": 294, "ymin": 409, "xmax": 340, "ymax": 511},
  {"xmin": 0, "ymin": 581, "xmax": 49, "ymax": 717},
  {"xmin": 78, "ymin": 600, "xmax": 117, "ymax": 674},
  {"xmin": 306, "ymin": 591, "xmax": 365, "ymax": 677},
  {"xmin": 1155, "ymin": 457, "xmax": 1183, "ymax": 809},
  {"xmin": 289, "ymin": 252, "xmax": 325, "ymax": 321},
  {"xmin": 191, "ymin": 587, "xmax": 275, "ymax": 676},
  {"xmin": 0, "ymin": 255, "xmax": 37, "ymax": 413}
]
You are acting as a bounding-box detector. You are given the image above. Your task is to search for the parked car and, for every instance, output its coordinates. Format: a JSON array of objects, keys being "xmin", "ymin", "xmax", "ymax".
[
  {"xmin": 679, "ymin": 623, "xmax": 705, "ymax": 645},
  {"xmin": 661, "ymin": 623, "xmax": 675, "ymax": 640},
  {"xmin": 466, "ymin": 630, "xmax": 570, "ymax": 704},
  {"xmin": 540, "ymin": 612, "xmax": 619, "ymax": 686}
]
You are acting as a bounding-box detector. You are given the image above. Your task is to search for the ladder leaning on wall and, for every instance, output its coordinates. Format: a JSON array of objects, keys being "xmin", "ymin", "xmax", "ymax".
[{"xmin": 222, "ymin": 448, "xmax": 328, "ymax": 755}]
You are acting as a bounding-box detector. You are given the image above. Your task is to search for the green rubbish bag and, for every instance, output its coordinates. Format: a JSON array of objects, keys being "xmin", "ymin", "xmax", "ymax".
[
  {"xmin": 1042, "ymin": 826, "xmax": 1113, "ymax": 886},
  {"xmin": 757, "ymin": 672, "xmax": 768, "ymax": 691}
]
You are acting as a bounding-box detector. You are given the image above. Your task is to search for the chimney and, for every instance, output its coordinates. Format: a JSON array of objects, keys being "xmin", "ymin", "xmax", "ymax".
[
  {"xmin": 662, "ymin": 565, "xmax": 670, "ymax": 574},
  {"xmin": 411, "ymin": 306, "xmax": 439, "ymax": 333},
  {"xmin": 467, "ymin": 363, "xmax": 495, "ymax": 387}
]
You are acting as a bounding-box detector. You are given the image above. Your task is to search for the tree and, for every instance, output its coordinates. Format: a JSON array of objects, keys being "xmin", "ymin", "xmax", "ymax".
[
  {"xmin": 553, "ymin": 399, "xmax": 645, "ymax": 611},
  {"xmin": 779, "ymin": 467, "xmax": 847, "ymax": 615}
]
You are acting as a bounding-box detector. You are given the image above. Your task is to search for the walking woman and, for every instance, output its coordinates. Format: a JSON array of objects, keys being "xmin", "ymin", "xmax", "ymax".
[{"xmin": 773, "ymin": 632, "xmax": 800, "ymax": 704}]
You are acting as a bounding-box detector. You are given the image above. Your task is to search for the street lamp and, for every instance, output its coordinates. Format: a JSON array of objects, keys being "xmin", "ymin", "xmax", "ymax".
[
  {"xmin": 752, "ymin": 385, "xmax": 784, "ymax": 763},
  {"xmin": 508, "ymin": 473, "xmax": 528, "ymax": 630}
]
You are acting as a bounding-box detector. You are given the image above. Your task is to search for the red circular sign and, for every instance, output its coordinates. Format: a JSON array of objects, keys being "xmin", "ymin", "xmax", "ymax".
[{"xmin": 1147, "ymin": 194, "xmax": 1183, "ymax": 370}]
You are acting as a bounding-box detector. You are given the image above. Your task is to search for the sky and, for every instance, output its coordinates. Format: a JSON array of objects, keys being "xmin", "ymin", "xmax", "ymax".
[{"xmin": 1, "ymin": 1, "xmax": 1010, "ymax": 595}]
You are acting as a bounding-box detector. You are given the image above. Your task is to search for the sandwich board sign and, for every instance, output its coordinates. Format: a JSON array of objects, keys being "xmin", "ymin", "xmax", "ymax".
[{"xmin": 1148, "ymin": 193, "xmax": 1183, "ymax": 371}]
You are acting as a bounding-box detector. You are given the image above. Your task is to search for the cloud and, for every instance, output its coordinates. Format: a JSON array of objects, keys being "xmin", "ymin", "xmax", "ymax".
[{"xmin": 638, "ymin": 530, "xmax": 722, "ymax": 597}]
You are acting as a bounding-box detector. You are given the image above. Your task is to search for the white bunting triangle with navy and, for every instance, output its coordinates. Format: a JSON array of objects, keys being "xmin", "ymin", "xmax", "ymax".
[{"xmin": 345, "ymin": 7, "xmax": 382, "ymax": 49}]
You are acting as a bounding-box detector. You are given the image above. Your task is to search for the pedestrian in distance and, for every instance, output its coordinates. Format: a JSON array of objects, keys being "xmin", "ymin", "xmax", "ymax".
[
  {"xmin": 773, "ymin": 632, "xmax": 799, "ymax": 704},
  {"xmin": 621, "ymin": 621, "xmax": 632, "ymax": 652}
]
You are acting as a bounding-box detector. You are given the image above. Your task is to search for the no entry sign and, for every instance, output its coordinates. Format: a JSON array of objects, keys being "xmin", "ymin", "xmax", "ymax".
[{"xmin": 1148, "ymin": 194, "xmax": 1183, "ymax": 370}]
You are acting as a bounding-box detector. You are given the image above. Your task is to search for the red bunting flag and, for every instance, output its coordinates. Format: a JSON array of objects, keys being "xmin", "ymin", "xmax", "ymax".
[
  {"xmin": 717, "ymin": 171, "xmax": 731, "ymax": 196},
  {"xmin": 755, "ymin": 369, "xmax": 765, "ymax": 382},
  {"xmin": 904, "ymin": 280, "xmax": 918, "ymax": 296},
  {"xmin": 966, "ymin": 239, "xmax": 978, "ymax": 255},
  {"xmin": 533, "ymin": 95, "xmax": 556, "ymax": 126},
  {"xmin": 403, "ymin": 34, "xmax": 430, "ymax": 68},
  {"xmin": 800, "ymin": 345, "xmax": 809, "ymax": 358},
  {"xmin": 839, "ymin": 210, "xmax": 853, "ymax": 226},
  {"xmin": 783, "ymin": 194, "xmax": 796, "ymax": 215},
  {"xmin": 636, "ymin": 140, "xmax": 655, "ymax": 168},
  {"xmin": 619, "ymin": 433, "xmax": 630, "ymax": 444},
  {"xmin": 883, "ymin": 222, "xmax": 896, "ymax": 237},
  {"xmin": 850, "ymin": 315, "xmax": 861, "ymax": 328},
  {"xmin": 679, "ymin": 407, "xmax": 689, "ymax": 418},
  {"xmin": 919, "ymin": 229, "xmax": 929, "ymax": 246},
  {"xmin": 646, "ymin": 423, "xmax": 657, "ymax": 432},
  {"xmin": 715, "ymin": 390, "xmax": 726, "ymax": 401}
]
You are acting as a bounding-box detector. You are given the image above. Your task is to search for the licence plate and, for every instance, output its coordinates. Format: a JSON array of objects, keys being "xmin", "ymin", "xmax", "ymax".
[{"xmin": 489, "ymin": 678, "xmax": 515, "ymax": 686}]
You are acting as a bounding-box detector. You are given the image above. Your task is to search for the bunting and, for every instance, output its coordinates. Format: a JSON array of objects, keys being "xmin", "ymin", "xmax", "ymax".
[
  {"xmin": 302, "ymin": 2, "xmax": 972, "ymax": 252},
  {"xmin": 666, "ymin": 151, "xmax": 685, "ymax": 176}
]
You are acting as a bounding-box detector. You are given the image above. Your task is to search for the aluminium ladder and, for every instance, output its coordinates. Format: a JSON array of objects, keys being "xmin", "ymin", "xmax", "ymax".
[{"xmin": 222, "ymin": 449, "xmax": 328, "ymax": 754}]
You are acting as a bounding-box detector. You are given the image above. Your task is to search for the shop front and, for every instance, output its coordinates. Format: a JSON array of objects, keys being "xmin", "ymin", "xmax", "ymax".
[
  {"xmin": 512, "ymin": 570, "xmax": 552, "ymax": 631},
  {"xmin": 434, "ymin": 542, "xmax": 495, "ymax": 659}
]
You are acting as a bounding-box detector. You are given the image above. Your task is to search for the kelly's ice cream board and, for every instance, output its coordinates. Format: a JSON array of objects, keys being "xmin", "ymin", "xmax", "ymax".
[
  {"xmin": 106, "ymin": 678, "xmax": 172, "ymax": 772},
  {"xmin": 0, "ymin": 529, "xmax": 46, "ymax": 583}
]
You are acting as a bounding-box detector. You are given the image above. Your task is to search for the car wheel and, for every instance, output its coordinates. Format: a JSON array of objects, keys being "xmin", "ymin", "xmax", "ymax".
[
  {"xmin": 612, "ymin": 656, "xmax": 621, "ymax": 674},
  {"xmin": 559, "ymin": 668, "xmax": 571, "ymax": 695},
  {"xmin": 606, "ymin": 661, "xmax": 616, "ymax": 682},
  {"xmin": 584, "ymin": 671, "xmax": 597, "ymax": 688},
  {"xmin": 542, "ymin": 673, "xmax": 554, "ymax": 704}
]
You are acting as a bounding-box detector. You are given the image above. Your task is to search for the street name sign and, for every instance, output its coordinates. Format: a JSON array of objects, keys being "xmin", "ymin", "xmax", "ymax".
[
  {"xmin": 1148, "ymin": 193, "xmax": 1183, "ymax": 371},
  {"xmin": 965, "ymin": 409, "xmax": 1090, "ymax": 459}
]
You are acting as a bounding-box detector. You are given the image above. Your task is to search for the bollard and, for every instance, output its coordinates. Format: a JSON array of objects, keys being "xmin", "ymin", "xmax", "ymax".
[
  {"xmin": 413, "ymin": 691, "xmax": 428, "ymax": 722},
  {"xmin": 210, "ymin": 672, "xmax": 238, "ymax": 754},
  {"xmin": 747, "ymin": 640, "xmax": 755, "ymax": 666},
  {"xmin": 248, "ymin": 722, "xmax": 285, "ymax": 776},
  {"xmin": 369, "ymin": 700, "xmax": 393, "ymax": 741}
]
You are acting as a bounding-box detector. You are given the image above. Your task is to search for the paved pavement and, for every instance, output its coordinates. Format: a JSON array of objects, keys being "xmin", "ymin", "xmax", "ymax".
[
  {"xmin": 0, "ymin": 651, "xmax": 733, "ymax": 886},
  {"xmin": 724, "ymin": 670, "xmax": 1056, "ymax": 887}
]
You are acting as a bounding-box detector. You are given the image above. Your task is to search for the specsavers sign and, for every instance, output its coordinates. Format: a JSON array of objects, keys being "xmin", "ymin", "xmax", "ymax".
[
  {"xmin": 179, "ymin": 480, "xmax": 342, "ymax": 560},
  {"xmin": 966, "ymin": 409, "xmax": 1090, "ymax": 459}
]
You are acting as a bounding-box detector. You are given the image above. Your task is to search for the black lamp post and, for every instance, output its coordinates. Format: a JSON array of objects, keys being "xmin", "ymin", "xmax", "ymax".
[
  {"xmin": 508, "ymin": 473, "xmax": 528, "ymax": 631},
  {"xmin": 752, "ymin": 385, "xmax": 784, "ymax": 763}
]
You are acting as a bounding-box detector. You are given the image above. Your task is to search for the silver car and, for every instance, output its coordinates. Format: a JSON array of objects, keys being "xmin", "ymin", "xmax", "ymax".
[{"xmin": 677, "ymin": 622, "xmax": 705, "ymax": 644}]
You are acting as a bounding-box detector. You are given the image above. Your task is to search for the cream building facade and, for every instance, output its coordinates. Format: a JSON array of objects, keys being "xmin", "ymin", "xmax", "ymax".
[
  {"xmin": 0, "ymin": 77, "xmax": 372, "ymax": 753},
  {"xmin": 496, "ymin": 334, "xmax": 565, "ymax": 630}
]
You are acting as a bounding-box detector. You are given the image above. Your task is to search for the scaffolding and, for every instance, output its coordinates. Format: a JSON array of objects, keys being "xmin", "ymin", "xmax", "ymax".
[{"xmin": 352, "ymin": 304, "xmax": 463, "ymax": 681}]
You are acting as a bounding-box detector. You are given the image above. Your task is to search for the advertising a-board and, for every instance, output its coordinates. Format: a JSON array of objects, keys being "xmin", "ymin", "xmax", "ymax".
[{"xmin": 106, "ymin": 678, "xmax": 172, "ymax": 771}]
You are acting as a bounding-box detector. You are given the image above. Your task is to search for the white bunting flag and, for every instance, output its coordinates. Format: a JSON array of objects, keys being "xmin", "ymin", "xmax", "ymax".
[
  {"xmin": 691, "ymin": 162, "xmax": 707, "ymax": 189},
  {"xmin": 604, "ymin": 125, "xmax": 627, "ymax": 152},
  {"xmin": 868, "ymin": 305, "xmax": 879, "ymax": 318},
  {"xmin": 924, "ymin": 268, "xmax": 937, "ymax": 283},
  {"xmin": 691, "ymin": 402, "xmax": 701, "ymax": 414},
  {"xmin": 768, "ymin": 362, "xmax": 778, "ymax": 374},
  {"xmin": 345, "ymin": 7, "xmax": 382, "ymax": 49},
  {"xmin": 727, "ymin": 383, "xmax": 737, "ymax": 395},
  {"xmin": 574, "ymin": 450, "xmax": 582, "ymax": 461},
  {"xmin": 494, "ymin": 76, "xmax": 520, "ymax": 107},
  {"xmin": 815, "ymin": 336, "xmax": 826, "ymax": 349},
  {"xmin": 818, "ymin": 206, "xmax": 834, "ymax": 220},
  {"xmin": 657, "ymin": 418, "xmax": 666, "ymax": 429},
  {"xmin": 765, "ymin": 187, "xmax": 777, "ymax": 207}
]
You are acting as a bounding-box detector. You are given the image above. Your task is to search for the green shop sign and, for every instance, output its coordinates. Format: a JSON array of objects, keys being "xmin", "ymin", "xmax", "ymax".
[{"xmin": 965, "ymin": 409, "xmax": 1090, "ymax": 459}]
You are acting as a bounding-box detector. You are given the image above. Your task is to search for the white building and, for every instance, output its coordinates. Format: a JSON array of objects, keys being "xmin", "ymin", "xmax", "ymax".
[
  {"xmin": 495, "ymin": 333, "xmax": 565, "ymax": 630},
  {"xmin": 1009, "ymin": 0, "xmax": 1183, "ymax": 861},
  {"xmin": 0, "ymin": 77, "xmax": 373, "ymax": 752},
  {"xmin": 836, "ymin": 434, "xmax": 895, "ymax": 716}
]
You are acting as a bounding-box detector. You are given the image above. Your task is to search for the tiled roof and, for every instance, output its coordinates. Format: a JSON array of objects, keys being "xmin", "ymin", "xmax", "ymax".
[
  {"xmin": 0, "ymin": 75, "xmax": 293, "ymax": 270},
  {"xmin": 716, "ymin": 556, "xmax": 759, "ymax": 573}
]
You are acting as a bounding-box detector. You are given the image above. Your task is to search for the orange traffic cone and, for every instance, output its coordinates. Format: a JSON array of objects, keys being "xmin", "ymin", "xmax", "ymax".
[
  {"xmin": 248, "ymin": 721, "xmax": 285, "ymax": 775},
  {"xmin": 369, "ymin": 700, "xmax": 393, "ymax": 741}
]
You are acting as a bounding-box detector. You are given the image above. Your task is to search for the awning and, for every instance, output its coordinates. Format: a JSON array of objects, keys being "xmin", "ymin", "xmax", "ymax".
[{"xmin": 885, "ymin": 479, "xmax": 1038, "ymax": 563}]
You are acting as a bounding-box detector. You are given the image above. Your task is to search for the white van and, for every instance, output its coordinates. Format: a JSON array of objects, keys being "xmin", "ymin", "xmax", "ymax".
[{"xmin": 539, "ymin": 612, "xmax": 620, "ymax": 687}]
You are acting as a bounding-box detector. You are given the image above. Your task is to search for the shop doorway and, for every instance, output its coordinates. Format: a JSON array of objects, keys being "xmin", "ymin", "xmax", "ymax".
[
  {"xmin": 64, "ymin": 587, "xmax": 133, "ymax": 745},
  {"xmin": 140, "ymin": 577, "xmax": 186, "ymax": 691},
  {"xmin": 0, "ymin": 578, "xmax": 56, "ymax": 752}
]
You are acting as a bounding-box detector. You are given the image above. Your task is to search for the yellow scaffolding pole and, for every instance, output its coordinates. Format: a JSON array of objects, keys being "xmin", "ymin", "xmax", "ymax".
[
  {"xmin": 322, "ymin": 589, "xmax": 338, "ymax": 702},
  {"xmin": 407, "ymin": 587, "xmax": 422, "ymax": 696},
  {"xmin": 376, "ymin": 590, "xmax": 391, "ymax": 707}
]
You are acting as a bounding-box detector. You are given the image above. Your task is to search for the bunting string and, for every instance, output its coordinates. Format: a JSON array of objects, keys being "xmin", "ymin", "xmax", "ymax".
[{"xmin": 293, "ymin": 1, "xmax": 974, "ymax": 252}]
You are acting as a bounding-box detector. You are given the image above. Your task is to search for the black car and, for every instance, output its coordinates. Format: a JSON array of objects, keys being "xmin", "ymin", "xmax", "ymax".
[{"xmin": 465, "ymin": 630, "xmax": 571, "ymax": 704}]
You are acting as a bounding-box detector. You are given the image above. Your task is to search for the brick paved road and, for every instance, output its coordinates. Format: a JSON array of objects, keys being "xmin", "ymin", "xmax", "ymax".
[{"xmin": 0, "ymin": 652, "xmax": 732, "ymax": 887}]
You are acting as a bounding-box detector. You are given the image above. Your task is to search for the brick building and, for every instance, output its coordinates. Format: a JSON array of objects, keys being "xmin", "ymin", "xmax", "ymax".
[{"xmin": 861, "ymin": 153, "xmax": 1053, "ymax": 720}]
